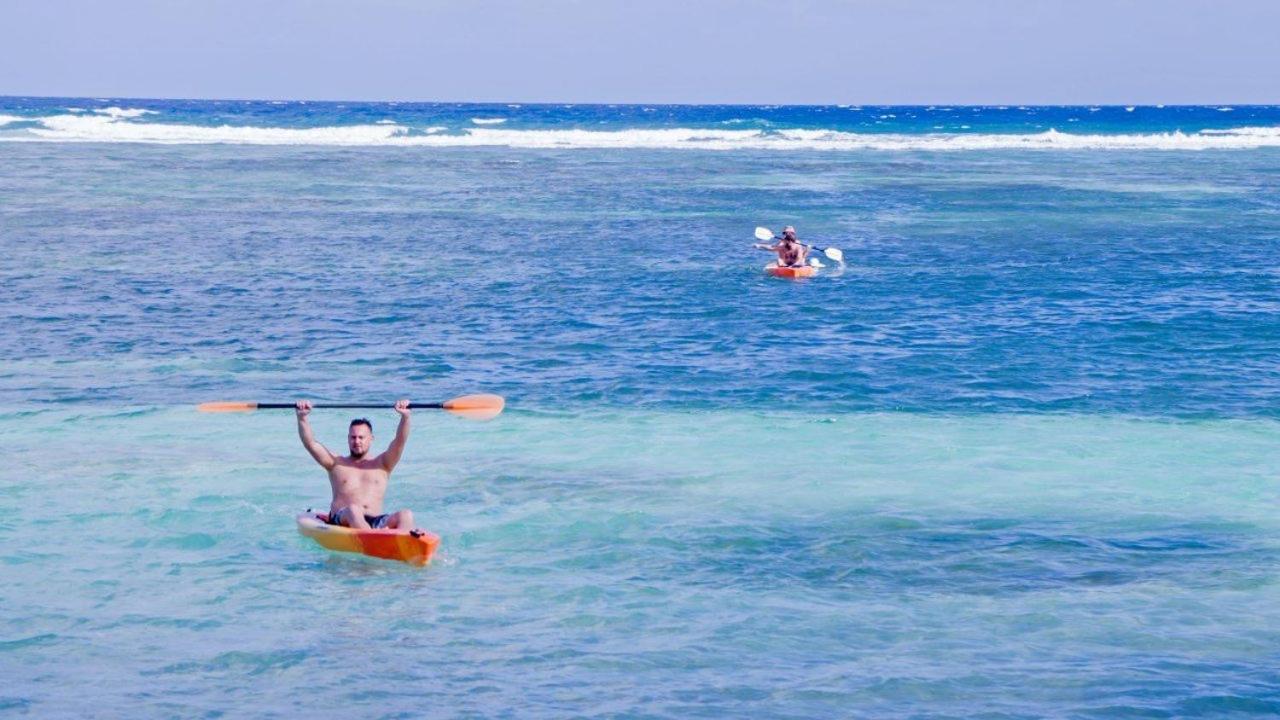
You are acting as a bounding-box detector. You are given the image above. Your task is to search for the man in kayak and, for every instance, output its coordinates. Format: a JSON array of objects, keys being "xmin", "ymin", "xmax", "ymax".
[
  {"xmin": 295, "ymin": 399, "xmax": 415, "ymax": 530},
  {"xmin": 754, "ymin": 225, "xmax": 810, "ymax": 267}
]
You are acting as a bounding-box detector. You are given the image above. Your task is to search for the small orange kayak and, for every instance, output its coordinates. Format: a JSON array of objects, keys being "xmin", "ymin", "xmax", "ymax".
[
  {"xmin": 766, "ymin": 263, "xmax": 817, "ymax": 278},
  {"xmin": 296, "ymin": 512, "xmax": 440, "ymax": 566}
]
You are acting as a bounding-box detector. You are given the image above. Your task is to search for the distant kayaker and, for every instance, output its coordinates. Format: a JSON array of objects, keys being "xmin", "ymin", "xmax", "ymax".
[
  {"xmin": 754, "ymin": 225, "xmax": 810, "ymax": 267},
  {"xmin": 295, "ymin": 399, "xmax": 416, "ymax": 530}
]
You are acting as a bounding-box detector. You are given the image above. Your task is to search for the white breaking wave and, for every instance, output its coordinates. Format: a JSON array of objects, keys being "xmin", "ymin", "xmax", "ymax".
[
  {"xmin": 3, "ymin": 112, "xmax": 1280, "ymax": 151},
  {"xmin": 93, "ymin": 107, "xmax": 157, "ymax": 119},
  {"xmin": 0, "ymin": 114, "xmax": 25, "ymax": 126},
  {"xmin": 9, "ymin": 112, "xmax": 411, "ymax": 144},
  {"xmin": 471, "ymin": 117, "xmax": 506, "ymax": 125},
  {"xmin": 1200, "ymin": 126, "xmax": 1280, "ymax": 137}
]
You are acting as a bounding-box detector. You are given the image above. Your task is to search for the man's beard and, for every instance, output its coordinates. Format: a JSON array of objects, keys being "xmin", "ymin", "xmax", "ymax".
[{"xmin": 350, "ymin": 449, "xmax": 366, "ymax": 459}]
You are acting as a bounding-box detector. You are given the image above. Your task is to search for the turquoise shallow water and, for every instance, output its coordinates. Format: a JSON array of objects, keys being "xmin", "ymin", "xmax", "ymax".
[
  {"xmin": 3, "ymin": 100, "xmax": 1280, "ymax": 717},
  {"xmin": 3, "ymin": 408, "xmax": 1280, "ymax": 716}
]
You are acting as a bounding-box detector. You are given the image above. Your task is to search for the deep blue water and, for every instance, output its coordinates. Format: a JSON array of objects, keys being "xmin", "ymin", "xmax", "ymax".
[{"xmin": 2, "ymin": 99, "xmax": 1280, "ymax": 718}]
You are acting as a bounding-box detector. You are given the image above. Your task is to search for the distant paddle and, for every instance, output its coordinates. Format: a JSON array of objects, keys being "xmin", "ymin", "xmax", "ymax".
[
  {"xmin": 197, "ymin": 394, "xmax": 506, "ymax": 421},
  {"xmin": 754, "ymin": 226, "xmax": 845, "ymax": 264}
]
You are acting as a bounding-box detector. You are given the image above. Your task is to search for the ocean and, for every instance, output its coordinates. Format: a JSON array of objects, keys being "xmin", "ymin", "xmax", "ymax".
[{"xmin": 2, "ymin": 99, "xmax": 1280, "ymax": 717}]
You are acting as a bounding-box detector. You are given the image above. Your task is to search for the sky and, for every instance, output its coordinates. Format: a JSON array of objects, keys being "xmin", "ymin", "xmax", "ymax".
[{"xmin": 1, "ymin": 0, "xmax": 1277, "ymax": 104}]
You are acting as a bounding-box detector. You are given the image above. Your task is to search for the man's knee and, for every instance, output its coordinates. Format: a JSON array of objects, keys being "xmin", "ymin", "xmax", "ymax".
[{"xmin": 394, "ymin": 510, "xmax": 413, "ymax": 528}]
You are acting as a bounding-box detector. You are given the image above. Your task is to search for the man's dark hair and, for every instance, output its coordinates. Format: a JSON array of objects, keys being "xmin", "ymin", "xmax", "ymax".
[{"xmin": 350, "ymin": 418, "xmax": 372, "ymax": 432}]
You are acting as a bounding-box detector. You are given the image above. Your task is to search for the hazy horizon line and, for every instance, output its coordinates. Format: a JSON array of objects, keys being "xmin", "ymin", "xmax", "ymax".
[{"xmin": 3, "ymin": 93, "xmax": 1277, "ymax": 108}]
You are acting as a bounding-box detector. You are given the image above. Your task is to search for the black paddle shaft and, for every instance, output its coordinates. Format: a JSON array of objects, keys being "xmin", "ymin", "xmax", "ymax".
[
  {"xmin": 257, "ymin": 403, "xmax": 445, "ymax": 409},
  {"xmin": 768, "ymin": 236, "xmax": 829, "ymax": 252}
]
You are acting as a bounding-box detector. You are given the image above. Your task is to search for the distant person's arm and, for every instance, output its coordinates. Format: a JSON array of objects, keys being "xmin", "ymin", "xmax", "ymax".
[
  {"xmin": 296, "ymin": 401, "xmax": 337, "ymax": 470},
  {"xmin": 379, "ymin": 399, "xmax": 412, "ymax": 472}
]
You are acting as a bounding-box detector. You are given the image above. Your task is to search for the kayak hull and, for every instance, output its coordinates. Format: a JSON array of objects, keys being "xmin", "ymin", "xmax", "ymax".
[
  {"xmin": 766, "ymin": 263, "xmax": 817, "ymax": 278},
  {"xmin": 296, "ymin": 512, "xmax": 440, "ymax": 566}
]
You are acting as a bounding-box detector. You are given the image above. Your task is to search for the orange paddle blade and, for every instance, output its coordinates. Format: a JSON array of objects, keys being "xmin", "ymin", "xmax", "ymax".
[
  {"xmin": 442, "ymin": 393, "xmax": 505, "ymax": 421},
  {"xmin": 197, "ymin": 401, "xmax": 260, "ymax": 413}
]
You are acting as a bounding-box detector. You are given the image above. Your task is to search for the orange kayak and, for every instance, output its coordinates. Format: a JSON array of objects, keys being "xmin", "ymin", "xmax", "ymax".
[
  {"xmin": 296, "ymin": 512, "xmax": 440, "ymax": 566},
  {"xmin": 766, "ymin": 263, "xmax": 817, "ymax": 278}
]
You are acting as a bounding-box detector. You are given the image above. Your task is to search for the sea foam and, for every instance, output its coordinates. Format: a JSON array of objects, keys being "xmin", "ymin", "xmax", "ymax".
[
  {"xmin": 4, "ymin": 112, "xmax": 1280, "ymax": 151},
  {"xmin": 93, "ymin": 107, "xmax": 157, "ymax": 119},
  {"xmin": 15, "ymin": 112, "xmax": 410, "ymax": 145}
]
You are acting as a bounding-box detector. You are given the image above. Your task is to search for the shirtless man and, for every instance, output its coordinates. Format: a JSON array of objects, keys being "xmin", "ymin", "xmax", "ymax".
[
  {"xmin": 753, "ymin": 225, "xmax": 810, "ymax": 267},
  {"xmin": 295, "ymin": 399, "xmax": 415, "ymax": 530}
]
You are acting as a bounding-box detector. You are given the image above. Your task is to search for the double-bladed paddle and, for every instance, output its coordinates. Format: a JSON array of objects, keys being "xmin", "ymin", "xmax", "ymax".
[
  {"xmin": 754, "ymin": 226, "xmax": 845, "ymax": 264},
  {"xmin": 197, "ymin": 393, "xmax": 505, "ymax": 421}
]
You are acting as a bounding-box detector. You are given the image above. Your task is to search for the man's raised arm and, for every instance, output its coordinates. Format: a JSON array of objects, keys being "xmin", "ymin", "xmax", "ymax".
[
  {"xmin": 296, "ymin": 400, "xmax": 336, "ymax": 469},
  {"xmin": 379, "ymin": 399, "xmax": 412, "ymax": 472}
]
